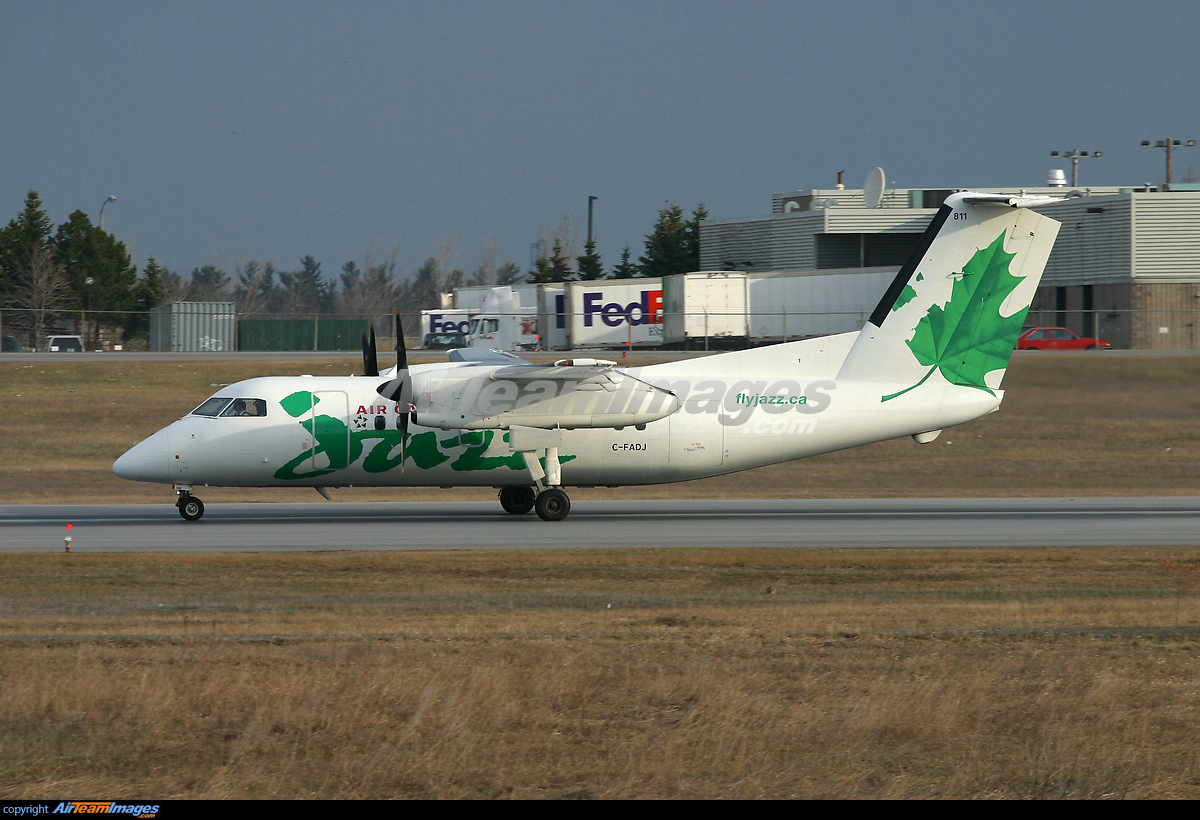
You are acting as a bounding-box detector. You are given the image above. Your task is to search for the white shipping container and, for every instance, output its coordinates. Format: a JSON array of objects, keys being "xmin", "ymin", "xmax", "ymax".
[
  {"xmin": 662, "ymin": 273, "xmax": 748, "ymax": 344},
  {"xmin": 536, "ymin": 283, "xmax": 568, "ymax": 351},
  {"xmin": 561, "ymin": 280, "xmax": 665, "ymax": 349},
  {"xmin": 745, "ymin": 268, "xmax": 897, "ymax": 341},
  {"xmin": 453, "ymin": 284, "xmax": 540, "ymax": 312}
]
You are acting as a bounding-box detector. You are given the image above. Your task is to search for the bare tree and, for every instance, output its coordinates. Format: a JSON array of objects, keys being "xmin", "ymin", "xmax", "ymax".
[
  {"xmin": 467, "ymin": 236, "xmax": 499, "ymax": 287},
  {"xmin": 537, "ymin": 214, "xmax": 583, "ymax": 276},
  {"xmin": 10, "ymin": 246, "xmax": 72, "ymax": 346},
  {"xmin": 233, "ymin": 260, "xmax": 278, "ymax": 315}
]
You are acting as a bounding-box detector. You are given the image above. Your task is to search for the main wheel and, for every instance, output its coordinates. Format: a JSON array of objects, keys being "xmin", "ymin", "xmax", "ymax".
[
  {"xmin": 177, "ymin": 496, "xmax": 204, "ymax": 521},
  {"xmin": 534, "ymin": 488, "xmax": 571, "ymax": 522},
  {"xmin": 499, "ymin": 485, "xmax": 537, "ymax": 515}
]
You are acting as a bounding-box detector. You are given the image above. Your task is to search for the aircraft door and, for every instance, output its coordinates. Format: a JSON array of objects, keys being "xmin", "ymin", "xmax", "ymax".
[{"xmin": 303, "ymin": 391, "xmax": 351, "ymax": 475}]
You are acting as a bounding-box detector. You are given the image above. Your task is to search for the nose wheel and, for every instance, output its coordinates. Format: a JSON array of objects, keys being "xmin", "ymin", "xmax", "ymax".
[{"xmin": 176, "ymin": 492, "xmax": 205, "ymax": 521}]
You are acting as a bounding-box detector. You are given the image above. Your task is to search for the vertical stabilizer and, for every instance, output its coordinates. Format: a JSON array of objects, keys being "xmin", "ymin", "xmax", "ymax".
[{"xmin": 837, "ymin": 192, "xmax": 1060, "ymax": 400}]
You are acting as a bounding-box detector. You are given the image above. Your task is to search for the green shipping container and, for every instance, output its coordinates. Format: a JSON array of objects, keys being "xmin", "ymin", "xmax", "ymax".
[{"xmin": 238, "ymin": 317, "xmax": 369, "ymax": 351}]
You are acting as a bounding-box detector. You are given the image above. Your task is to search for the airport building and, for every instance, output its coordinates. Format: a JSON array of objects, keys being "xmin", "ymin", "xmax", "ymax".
[{"xmin": 700, "ymin": 181, "xmax": 1200, "ymax": 349}]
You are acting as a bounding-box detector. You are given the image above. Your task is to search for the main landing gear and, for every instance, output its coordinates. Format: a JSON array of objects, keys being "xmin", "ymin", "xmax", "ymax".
[
  {"xmin": 498, "ymin": 485, "xmax": 571, "ymax": 522},
  {"xmin": 498, "ymin": 428, "xmax": 573, "ymax": 521},
  {"xmin": 176, "ymin": 488, "xmax": 204, "ymax": 521}
]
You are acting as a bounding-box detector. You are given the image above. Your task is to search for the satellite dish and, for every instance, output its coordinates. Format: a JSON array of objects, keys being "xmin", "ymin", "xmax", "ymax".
[{"xmin": 863, "ymin": 167, "xmax": 885, "ymax": 209}]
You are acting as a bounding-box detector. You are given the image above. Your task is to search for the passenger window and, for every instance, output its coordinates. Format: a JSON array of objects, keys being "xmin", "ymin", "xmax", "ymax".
[{"xmin": 374, "ymin": 415, "xmax": 386, "ymax": 431}]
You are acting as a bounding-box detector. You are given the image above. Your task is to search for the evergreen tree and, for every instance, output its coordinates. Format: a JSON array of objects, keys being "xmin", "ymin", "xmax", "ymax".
[
  {"xmin": 528, "ymin": 240, "xmax": 573, "ymax": 284},
  {"xmin": 638, "ymin": 202, "xmax": 689, "ymax": 278},
  {"xmin": 53, "ymin": 209, "xmax": 138, "ymax": 323},
  {"xmin": 278, "ymin": 255, "xmax": 332, "ymax": 313},
  {"xmin": 125, "ymin": 258, "xmax": 173, "ymax": 340},
  {"xmin": 495, "ymin": 261, "xmax": 525, "ymax": 286},
  {"xmin": 685, "ymin": 202, "xmax": 708, "ymax": 271},
  {"xmin": 405, "ymin": 257, "xmax": 443, "ymax": 310},
  {"xmin": 637, "ymin": 202, "xmax": 707, "ymax": 278},
  {"xmin": 610, "ymin": 245, "xmax": 638, "ymax": 279},
  {"xmin": 0, "ymin": 189, "xmax": 54, "ymax": 299},
  {"xmin": 185, "ymin": 265, "xmax": 231, "ymax": 301},
  {"xmin": 575, "ymin": 240, "xmax": 605, "ymax": 280},
  {"xmin": 234, "ymin": 260, "xmax": 278, "ymax": 315}
]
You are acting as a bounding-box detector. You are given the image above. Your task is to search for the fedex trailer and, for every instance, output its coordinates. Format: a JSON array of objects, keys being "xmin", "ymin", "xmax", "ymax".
[{"xmin": 550, "ymin": 280, "xmax": 664, "ymax": 350}]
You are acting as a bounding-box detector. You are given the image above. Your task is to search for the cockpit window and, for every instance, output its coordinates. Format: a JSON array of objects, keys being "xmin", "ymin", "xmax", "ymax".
[
  {"xmin": 220, "ymin": 398, "xmax": 267, "ymax": 417},
  {"xmin": 192, "ymin": 397, "xmax": 233, "ymax": 416}
]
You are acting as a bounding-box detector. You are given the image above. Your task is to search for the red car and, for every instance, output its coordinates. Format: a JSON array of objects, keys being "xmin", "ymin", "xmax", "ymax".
[{"xmin": 1017, "ymin": 327, "xmax": 1111, "ymax": 350}]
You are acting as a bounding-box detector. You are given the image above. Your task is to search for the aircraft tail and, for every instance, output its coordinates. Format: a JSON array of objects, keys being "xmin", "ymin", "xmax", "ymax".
[{"xmin": 837, "ymin": 192, "xmax": 1060, "ymax": 400}]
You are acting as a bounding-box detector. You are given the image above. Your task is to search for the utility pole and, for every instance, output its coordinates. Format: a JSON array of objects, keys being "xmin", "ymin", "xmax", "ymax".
[
  {"xmin": 587, "ymin": 195, "xmax": 598, "ymax": 245},
  {"xmin": 1141, "ymin": 138, "xmax": 1197, "ymax": 185}
]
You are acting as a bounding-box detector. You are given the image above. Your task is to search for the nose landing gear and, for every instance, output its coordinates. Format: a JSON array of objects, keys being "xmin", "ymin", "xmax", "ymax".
[{"xmin": 176, "ymin": 488, "xmax": 204, "ymax": 521}]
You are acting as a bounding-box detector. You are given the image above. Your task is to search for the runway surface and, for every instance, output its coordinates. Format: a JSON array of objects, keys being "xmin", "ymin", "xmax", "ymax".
[{"xmin": 2, "ymin": 498, "xmax": 1199, "ymax": 552}]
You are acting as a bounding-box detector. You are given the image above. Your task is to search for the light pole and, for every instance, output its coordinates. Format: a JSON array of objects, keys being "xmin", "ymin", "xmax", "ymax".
[
  {"xmin": 84, "ymin": 277, "xmax": 94, "ymax": 350},
  {"xmin": 1050, "ymin": 150, "xmax": 1102, "ymax": 187},
  {"xmin": 587, "ymin": 195, "xmax": 598, "ymax": 245},
  {"xmin": 1141, "ymin": 138, "xmax": 1196, "ymax": 185},
  {"xmin": 99, "ymin": 195, "xmax": 116, "ymax": 231}
]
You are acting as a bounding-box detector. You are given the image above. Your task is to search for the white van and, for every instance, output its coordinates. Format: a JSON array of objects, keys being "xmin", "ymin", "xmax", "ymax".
[{"xmin": 44, "ymin": 335, "xmax": 84, "ymax": 352}]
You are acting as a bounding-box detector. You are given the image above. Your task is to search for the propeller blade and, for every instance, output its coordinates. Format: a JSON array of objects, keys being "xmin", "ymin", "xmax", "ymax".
[
  {"xmin": 362, "ymin": 322, "xmax": 379, "ymax": 377},
  {"xmin": 379, "ymin": 312, "xmax": 415, "ymax": 471},
  {"xmin": 399, "ymin": 410, "xmax": 408, "ymax": 472},
  {"xmin": 395, "ymin": 311, "xmax": 408, "ymax": 372},
  {"xmin": 376, "ymin": 377, "xmax": 411, "ymax": 403}
]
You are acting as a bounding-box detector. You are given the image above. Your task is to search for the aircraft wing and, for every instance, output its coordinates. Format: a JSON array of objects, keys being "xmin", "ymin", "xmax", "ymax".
[
  {"xmin": 489, "ymin": 358, "xmax": 620, "ymax": 386},
  {"xmin": 413, "ymin": 359, "xmax": 678, "ymax": 431}
]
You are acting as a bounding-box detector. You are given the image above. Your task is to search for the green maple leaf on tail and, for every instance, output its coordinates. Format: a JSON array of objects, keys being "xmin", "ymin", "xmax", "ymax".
[{"xmin": 882, "ymin": 230, "xmax": 1029, "ymax": 402}]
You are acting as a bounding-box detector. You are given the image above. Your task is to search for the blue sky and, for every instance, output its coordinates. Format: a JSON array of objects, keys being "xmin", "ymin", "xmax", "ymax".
[{"xmin": 3, "ymin": 1, "xmax": 1199, "ymax": 282}]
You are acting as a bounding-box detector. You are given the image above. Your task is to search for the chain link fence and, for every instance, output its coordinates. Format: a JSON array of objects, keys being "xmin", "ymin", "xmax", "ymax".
[{"xmin": 3, "ymin": 305, "xmax": 1200, "ymax": 352}]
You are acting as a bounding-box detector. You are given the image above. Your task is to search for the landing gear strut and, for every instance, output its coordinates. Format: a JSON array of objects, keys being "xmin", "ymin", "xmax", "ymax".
[
  {"xmin": 176, "ymin": 489, "xmax": 204, "ymax": 521},
  {"xmin": 520, "ymin": 447, "xmax": 573, "ymax": 522}
]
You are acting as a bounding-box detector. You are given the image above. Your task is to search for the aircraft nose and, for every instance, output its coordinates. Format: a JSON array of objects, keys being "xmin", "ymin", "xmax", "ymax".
[{"xmin": 113, "ymin": 428, "xmax": 170, "ymax": 483}]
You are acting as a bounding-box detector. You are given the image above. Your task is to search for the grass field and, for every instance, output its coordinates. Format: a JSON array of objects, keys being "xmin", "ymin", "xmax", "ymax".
[
  {"xmin": 3, "ymin": 547, "xmax": 1200, "ymax": 799},
  {"xmin": 1, "ymin": 351, "xmax": 1199, "ymax": 798}
]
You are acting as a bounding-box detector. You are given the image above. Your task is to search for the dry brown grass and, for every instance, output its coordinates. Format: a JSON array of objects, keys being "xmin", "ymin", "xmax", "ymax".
[
  {"xmin": 3, "ymin": 548, "xmax": 1200, "ymax": 798},
  {"xmin": 2, "ymin": 350, "xmax": 1199, "ymax": 503},
  {"xmin": 3, "ymin": 353, "xmax": 1200, "ymax": 798}
]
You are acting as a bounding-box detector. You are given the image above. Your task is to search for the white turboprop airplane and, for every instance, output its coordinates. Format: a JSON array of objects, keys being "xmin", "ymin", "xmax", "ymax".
[{"xmin": 115, "ymin": 193, "xmax": 1060, "ymax": 521}]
